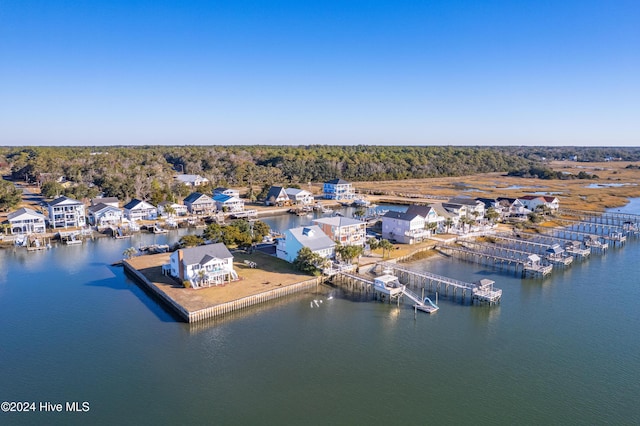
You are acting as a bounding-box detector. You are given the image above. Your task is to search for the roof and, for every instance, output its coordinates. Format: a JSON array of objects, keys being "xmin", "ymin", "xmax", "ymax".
[
  {"xmin": 383, "ymin": 210, "xmax": 422, "ymax": 222},
  {"xmin": 313, "ymin": 216, "xmax": 365, "ymax": 227},
  {"xmin": 175, "ymin": 174, "xmax": 208, "ymax": 183},
  {"xmin": 325, "ymin": 178, "xmax": 350, "ymax": 185},
  {"xmin": 48, "ymin": 196, "xmax": 82, "ymax": 207},
  {"xmin": 213, "ymin": 193, "xmax": 240, "ymax": 203},
  {"xmin": 91, "ymin": 197, "xmax": 119, "ymax": 206},
  {"xmin": 265, "ymin": 186, "xmax": 287, "ymax": 201},
  {"xmin": 448, "ymin": 197, "xmax": 483, "ymax": 206},
  {"xmin": 179, "ymin": 243, "xmax": 233, "ymax": 266},
  {"xmin": 285, "ymin": 188, "xmax": 312, "ymax": 197},
  {"xmin": 287, "ymin": 225, "xmax": 336, "ymax": 251},
  {"xmin": 7, "ymin": 207, "xmax": 46, "ymax": 220},
  {"xmin": 123, "ymin": 199, "xmax": 156, "ymax": 210},
  {"xmin": 405, "ymin": 205, "xmax": 434, "ymax": 217},
  {"xmin": 184, "ymin": 192, "xmax": 212, "ymax": 203},
  {"xmin": 87, "ymin": 203, "xmax": 122, "ymax": 214}
]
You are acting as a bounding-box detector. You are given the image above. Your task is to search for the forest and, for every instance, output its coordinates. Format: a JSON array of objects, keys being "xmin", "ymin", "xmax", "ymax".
[{"xmin": 1, "ymin": 145, "xmax": 639, "ymax": 210}]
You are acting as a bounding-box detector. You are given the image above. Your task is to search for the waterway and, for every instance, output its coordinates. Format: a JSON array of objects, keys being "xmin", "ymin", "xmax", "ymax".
[{"xmin": 1, "ymin": 202, "xmax": 639, "ymax": 425}]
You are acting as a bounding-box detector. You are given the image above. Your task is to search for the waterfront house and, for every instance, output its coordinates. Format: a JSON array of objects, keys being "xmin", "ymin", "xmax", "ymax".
[
  {"xmin": 323, "ymin": 178, "xmax": 356, "ymax": 201},
  {"xmin": 123, "ymin": 199, "xmax": 158, "ymax": 221},
  {"xmin": 213, "ymin": 187, "xmax": 241, "ymax": 198},
  {"xmin": 157, "ymin": 201, "xmax": 188, "ymax": 217},
  {"xmin": 381, "ymin": 210, "xmax": 430, "ymax": 244},
  {"xmin": 448, "ymin": 197, "xmax": 486, "ymax": 221},
  {"xmin": 47, "ymin": 196, "xmax": 86, "ymax": 229},
  {"xmin": 276, "ymin": 225, "xmax": 336, "ymax": 263},
  {"xmin": 476, "ymin": 198, "xmax": 505, "ymax": 217},
  {"xmin": 87, "ymin": 203, "xmax": 124, "ymax": 226},
  {"xmin": 313, "ymin": 216, "xmax": 366, "ymax": 246},
  {"xmin": 406, "ymin": 205, "xmax": 443, "ymax": 226},
  {"xmin": 264, "ymin": 186, "xmax": 290, "ymax": 206},
  {"xmin": 184, "ymin": 192, "xmax": 216, "ymax": 215},
  {"xmin": 7, "ymin": 208, "xmax": 47, "ymax": 234},
  {"xmin": 519, "ymin": 195, "xmax": 560, "ymax": 212},
  {"xmin": 175, "ymin": 174, "xmax": 210, "ymax": 187},
  {"xmin": 90, "ymin": 196, "xmax": 120, "ymax": 208},
  {"xmin": 428, "ymin": 202, "xmax": 459, "ymax": 231},
  {"xmin": 285, "ymin": 188, "xmax": 314, "ymax": 205},
  {"xmin": 168, "ymin": 243, "xmax": 238, "ymax": 288},
  {"xmin": 213, "ymin": 193, "xmax": 245, "ymax": 213},
  {"xmin": 497, "ymin": 197, "xmax": 531, "ymax": 219}
]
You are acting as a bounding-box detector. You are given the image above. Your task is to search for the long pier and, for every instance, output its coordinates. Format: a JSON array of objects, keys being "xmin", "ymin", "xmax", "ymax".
[
  {"xmin": 436, "ymin": 242, "xmax": 553, "ymax": 277},
  {"xmin": 375, "ymin": 262, "xmax": 502, "ymax": 304},
  {"xmin": 535, "ymin": 227, "xmax": 624, "ymax": 247},
  {"xmin": 560, "ymin": 209, "xmax": 640, "ymax": 227},
  {"xmin": 549, "ymin": 217, "xmax": 638, "ymax": 239}
]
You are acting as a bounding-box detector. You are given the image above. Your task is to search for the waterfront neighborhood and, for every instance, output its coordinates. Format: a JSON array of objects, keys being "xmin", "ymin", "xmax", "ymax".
[{"xmin": 3, "ymin": 155, "xmax": 640, "ymax": 324}]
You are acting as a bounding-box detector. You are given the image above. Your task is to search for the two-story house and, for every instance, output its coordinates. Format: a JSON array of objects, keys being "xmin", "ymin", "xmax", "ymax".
[
  {"xmin": 184, "ymin": 192, "xmax": 216, "ymax": 215},
  {"xmin": 323, "ymin": 179, "xmax": 356, "ymax": 201},
  {"xmin": 123, "ymin": 199, "xmax": 158, "ymax": 221},
  {"xmin": 47, "ymin": 196, "xmax": 86, "ymax": 229},
  {"xmin": 168, "ymin": 243, "xmax": 238, "ymax": 288},
  {"xmin": 7, "ymin": 208, "xmax": 47, "ymax": 234},
  {"xmin": 313, "ymin": 216, "xmax": 366, "ymax": 246},
  {"xmin": 276, "ymin": 225, "xmax": 336, "ymax": 263}
]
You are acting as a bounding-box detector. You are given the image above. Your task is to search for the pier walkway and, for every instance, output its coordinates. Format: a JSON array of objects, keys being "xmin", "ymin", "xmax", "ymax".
[
  {"xmin": 436, "ymin": 242, "xmax": 553, "ymax": 277},
  {"xmin": 502, "ymin": 232, "xmax": 592, "ymax": 259}
]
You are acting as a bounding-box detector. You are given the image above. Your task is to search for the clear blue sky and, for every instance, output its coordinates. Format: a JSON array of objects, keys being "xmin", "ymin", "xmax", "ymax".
[{"xmin": 1, "ymin": 0, "xmax": 638, "ymax": 146}]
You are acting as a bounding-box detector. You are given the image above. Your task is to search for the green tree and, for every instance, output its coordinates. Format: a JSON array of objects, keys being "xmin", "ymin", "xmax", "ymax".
[
  {"xmin": 485, "ymin": 207, "xmax": 500, "ymax": 223},
  {"xmin": 293, "ymin": 247, "xmax": 323, "ymax": 275},
  {"xmin": 378, "ymin": 239, "xmax": 394, "ymax": 259},
  {"xmin": 180, "ymin": 234, "xmax": 204, "ymax": 247},
  {"xmin": 367, "ymin": 237, "xmax": 380, "ymax": 251},
  {"xmin": 40, "ymin": 181, "xmax": 64, "ymax": 198},
  {"xmin": 335, "ymin": 244, "xmax": 364, "ymax": 264},
  {"xmin": 0, "ymin": 180, "xmax": 23, "ymax": 211},
  {"xmin": 122, "ymin": 247, "xmax": 138, "ymax": 259}
]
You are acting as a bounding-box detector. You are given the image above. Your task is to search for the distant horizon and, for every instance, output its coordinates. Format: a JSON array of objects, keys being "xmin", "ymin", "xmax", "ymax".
[{"xmin": 1, "ymin": 1, "xmax": 638, "ymax": 146}]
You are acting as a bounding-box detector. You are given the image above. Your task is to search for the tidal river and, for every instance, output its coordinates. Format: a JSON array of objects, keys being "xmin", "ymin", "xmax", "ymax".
[{"xmin": 1, "ymin": 201, "xmax": 639, "ymax": 425}]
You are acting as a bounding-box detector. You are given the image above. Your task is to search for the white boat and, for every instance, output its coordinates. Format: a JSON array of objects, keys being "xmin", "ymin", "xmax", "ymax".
[{"xmin": 352, "ymin": 198, "xmax": 371, "ymax": 207}]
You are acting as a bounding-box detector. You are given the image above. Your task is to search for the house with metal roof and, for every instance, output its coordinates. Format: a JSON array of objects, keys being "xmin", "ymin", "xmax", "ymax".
[
  {"xmin": 168, "ymin": 243, "xmax": 238, "ymax": 289},
  {"xmin": 7, "ymin": 208, "xmax": 47, "ymax": 234},
  {"xmin": 519, "ymin": 195, "xmax": 560, "ymax": 212},
  {"xmin": 323, "ymin": 178, "xmax": 356, "ymax": 201},
  {"xmin": 123, "ymin": 199, "xmax": 158, "ymax": 221},
  {"xmin": 87, "ymin": 203, "xmax": 124, "ymax": 226},
  {"xmin": 184, "ymin": 192, "xmax": 216, "ymax": 215},
  {"xmin": 285, "ymin": 188, "xmax": 314, "ymax": 205},
  {"xmin": 276, "ymin": 225, "xmax": 336, "ymax": 263},
  {"xmin": 313, "ymin": 216, "xmax": 366, "ymax": 246},
  {"xmin": 213, "ymin": 193, "xmax": 244, "ymax": 213},
  {"xmin": 264, "ymin": 186, "xmax": 290, "ymax": 206},
  {"xmin": 175, "ymin": 174, "xmax": 210, "ymax": 187},
  {"xmin": 47, "ymin": 196, "xmax": 86, "ymax": 229}
]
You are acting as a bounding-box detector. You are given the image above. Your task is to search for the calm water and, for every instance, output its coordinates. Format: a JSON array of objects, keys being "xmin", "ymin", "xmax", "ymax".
[{"xmin": 1, "ymin": 202, "xmax": 639, "ymax": 425}]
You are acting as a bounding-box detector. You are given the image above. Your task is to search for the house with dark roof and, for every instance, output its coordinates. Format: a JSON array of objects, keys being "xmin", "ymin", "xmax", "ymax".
[
  {"xmin": 276, "ymin": 225, "xmax": 336, "ymax": 263},
  {"xmin": 264, "ymin": 186, "xmax": 290, "ymax": 206},
  {"xmin": 90, "ymin": 197, "xmax": 120, "ymax": 208},
  {"xmin": 87, "ymin": 203, "xmax": 124, "ymax": 226},
  {"xmin": 7, "ymin": 208, "xmax": 47, "ymax": 234},
  {"xmin": 323, "ymin": 178, "xmax": 356, "ymax": 201},
  {"xmin": 184, "ymin": 192, "xmax": 216, "ymax": 215},
  {"xmin": 47, "ymin": 196, "xmax": 86, "ymax": 229},
  {"xmin": 168, "ymin": 243, "xmax": 238, "ymax": 289},
  {"xmin": 123, "ymin": 199, "xmax": 158, "ymax": 221},
  {"xmin": 448, "ymin": 197, "xmax": 486, "ymax": 220}
]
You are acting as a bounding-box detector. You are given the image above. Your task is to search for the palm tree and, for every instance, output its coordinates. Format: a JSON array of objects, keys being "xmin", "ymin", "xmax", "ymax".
[{"xmin": 378, "ymin": 239, "xmax": 394, "ymax": 259}]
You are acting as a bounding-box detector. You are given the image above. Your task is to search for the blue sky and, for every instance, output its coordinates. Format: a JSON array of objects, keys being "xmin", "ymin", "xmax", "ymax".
[{"xmin": 1, "ymin": 0, "xmax": 638, "ymax": 146}]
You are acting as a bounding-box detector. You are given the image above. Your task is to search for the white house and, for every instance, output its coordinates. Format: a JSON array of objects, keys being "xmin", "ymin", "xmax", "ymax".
[
  {"xmin": 276, "ymin": 225, "xmax": 336, "ymax": 263},
  {"xmin": 448, "ymin": 197, "xmax": 486, "ymax": 220},
  {"xmin": 212, "ymin": 193, "xmax": 245, "ymax": 213},
  {"xmin": 168, "ymin": 243, "xmax": 238, "ymax": 289},
  {"xmin": 497, "ymin": 197, "xmax": 531, "ymax": 219},
  {"xmin": 175, "ymin": 174, "xmax": 210, "ymax": 187},
  {"xmin": 7, "ymin": 208, "xmax": 47, "ymax": 234},
  {"xmin": 313, "ymin": 216, "xmax": 367, "ymax": 246},
  {"xmin": 47, "ymin": 196, "xmax": 86, "ymax": 229},
  {"xmin": 382, "ymin": 211, "xmax": 429, "ymax": 244},
  {"xmin": 157, "ymin": 201, "xmax": 188, "ymax": 217},
  {"xmin": 184, "ymin": 192, "xmax": 216, "ymax": 215},
  {"xmin": 285, "ymin": 188, "xmax": 314, "ymax": 205},
  {"xmin": 323, "ymin": 178, "xmax": 356, "ymax": 201},
  {"xmin": 519, "ymin": 195, "xmax": 560, "ymax": 212},
  {"xmin": 264, "ymin": 186, "xmax": 290, "ymax": 206},
  {"xmin": 87, "ymin": 203, "xmax": 124, "ymax": 226},
  {"xmin": 123, "ymin": 199, "xmax": 158, "ymax": 221},
  {"xmin": 90, "ymin": 196, "xmax": 120, "ymax": 208}
]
